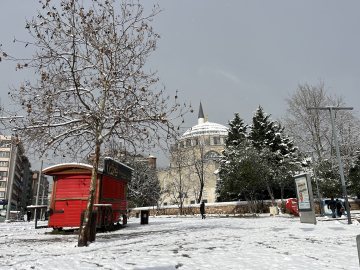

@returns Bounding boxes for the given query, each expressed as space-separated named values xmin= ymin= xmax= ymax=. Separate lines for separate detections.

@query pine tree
xmin=249 ymin=106 xmax=301 ymax=206
xmin=123 ymin=157 xmax=161 ymax=208
xmin=348 ymin=154 xmax=360 ymax=198
xmin=216 ymin=113 xmax=248 ymax=202
xmin=249 ymin=106 xmax=277 ymax=151
xmin=224 ymin=113 xmax=247 ymax=147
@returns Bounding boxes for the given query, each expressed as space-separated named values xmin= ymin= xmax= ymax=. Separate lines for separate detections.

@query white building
xmin=157 ymin=102 xmax=228 ymax=205
xmin=0 ymin=135 xmax=26 ymax=215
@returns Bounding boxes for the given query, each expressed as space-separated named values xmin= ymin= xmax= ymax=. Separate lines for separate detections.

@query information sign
xmin=295 ymin=175 xmax=311 ymax=211
xmin=103 ymin=158 xmax=133 ymax=182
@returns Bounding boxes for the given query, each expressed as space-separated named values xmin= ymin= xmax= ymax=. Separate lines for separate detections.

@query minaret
xmin=198 ymin=100 xmax=205 ymax=124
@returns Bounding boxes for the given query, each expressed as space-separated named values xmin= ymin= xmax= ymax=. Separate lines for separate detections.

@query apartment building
xmin=0 ymin=135 xmax=26 ymax=215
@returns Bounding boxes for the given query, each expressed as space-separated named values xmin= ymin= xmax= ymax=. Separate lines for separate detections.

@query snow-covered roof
xmin=181 ymin=122 xmax=228 ymax=139
xmin=42 ymin=163 xmax=103 ymax=175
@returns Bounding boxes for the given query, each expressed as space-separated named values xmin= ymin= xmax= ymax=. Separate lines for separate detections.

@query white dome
xmin=181 ymin=122 xmax=228 ymax=139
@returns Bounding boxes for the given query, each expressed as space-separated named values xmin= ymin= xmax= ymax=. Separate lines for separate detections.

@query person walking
xmin=328 ymin=198 xmax=336 ymax=218
xmin=26 ymin=210 xmax=31 ymax=222
xmin=335 ymin=199 xmax=342 ymax=217
xmin=200 ymin=201 xmax=205 ymax=219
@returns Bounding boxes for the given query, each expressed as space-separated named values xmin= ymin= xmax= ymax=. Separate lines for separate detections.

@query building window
xmin=194 ymin=138 xmax=199 ymax=146
xmin=204 ymin=150 xmax=221 ymax=160
xmin=179 ymin=142 xmax=184 ymax=149
xmin=171 ymin=144 xmax=177 ymax=151
xmin=0 ymin=192 xmax=4 ymax=198
xmin=0 ymin=152 xmax=10 ymax=157
xmin=0 ymin=182 xmax=5 ymax=188
xmin=186 ymin=139 xmax=191 ymax=147
xmin=213 ymin=137 xmax=220 ymax=145
xmin=202 ymin=199 xmax=208 ymax=203
xmin=0 ymin=141 xmax=11 ymax=148
xmin=0 ymin=161 xmax=8 ymax=167
xmin=190 ymin=200 xmax=195 ymax=204
xmin=204 ymin=137 xmax=210 ymax=146
xmin=163 ymin=202 xmax=168 ymax=206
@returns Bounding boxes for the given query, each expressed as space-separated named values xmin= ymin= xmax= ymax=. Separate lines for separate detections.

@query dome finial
xmin=198 ymin=100 xmax=205 ymax=124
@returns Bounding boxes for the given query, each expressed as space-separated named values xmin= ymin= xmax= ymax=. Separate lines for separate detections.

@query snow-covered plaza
xmin=1 ymin=214 xmax=360 ymax=270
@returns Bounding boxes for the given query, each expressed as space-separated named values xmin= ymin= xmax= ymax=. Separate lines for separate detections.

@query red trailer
xmin=43 ymin=158 xmax=132 ymax=230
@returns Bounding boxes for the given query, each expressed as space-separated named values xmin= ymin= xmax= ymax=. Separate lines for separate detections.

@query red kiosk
xmin=44 ymin=158 xmax=132 ymax=230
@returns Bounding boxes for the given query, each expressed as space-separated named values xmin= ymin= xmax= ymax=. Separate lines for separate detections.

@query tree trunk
xmin=197 ymin=181 xmax=204 ymax=204
xmin=280 ymin=186 xmax=285 ymax=213
xmin=265 ymin=180 xmax=275 ymax=206
xmin=78 ymin=141 xmax=101 ymax=247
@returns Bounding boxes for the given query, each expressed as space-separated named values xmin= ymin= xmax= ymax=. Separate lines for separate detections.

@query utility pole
xmin=5 ymin=142 xmax=18 ymax=222
xmin=34 ymin=160 xmax=43 ymax=228
xmin=307 ymin=106 xmax=353 ymax=224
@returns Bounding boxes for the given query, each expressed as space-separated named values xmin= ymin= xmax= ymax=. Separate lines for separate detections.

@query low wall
xmin=129 ymin=199 xmax=360 ymax=217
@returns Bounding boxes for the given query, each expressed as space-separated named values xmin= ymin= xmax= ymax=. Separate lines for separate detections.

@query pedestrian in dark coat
xmin=335 ymin=199 xmax=342 ymax=217
xmin=26 ymin=210 xmax=31 ymax=222
xmin=328 ymin=198 xmax=336 ymax=218
xmin=200 ymin=202 xmax=205 ymax=219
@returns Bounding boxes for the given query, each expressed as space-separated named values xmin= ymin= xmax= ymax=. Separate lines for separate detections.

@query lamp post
xmin=307 ymin=106 xmax=353 ymax=224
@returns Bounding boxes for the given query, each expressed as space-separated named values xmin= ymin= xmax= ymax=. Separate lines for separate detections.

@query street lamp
xmin=307 ymin=106 xmax=353 ymax=224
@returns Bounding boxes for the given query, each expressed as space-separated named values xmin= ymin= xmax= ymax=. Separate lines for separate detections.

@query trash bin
xmin=123 ymin=214 xmax=127 ymax=225
xmin=140 ymin=210 xmax=149 ymax=225
xmin=136 ymin=212 xmax=139 ymax=218
xmin=80 ymin=210 xmax=98 ymax=242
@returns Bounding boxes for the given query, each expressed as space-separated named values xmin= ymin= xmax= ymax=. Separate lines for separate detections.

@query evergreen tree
xmin=316 ymin=159 xmax=343 ymax=198
xmin=348 ymin=154 xmax=360 ymax=198
xmin=224 ymin=113 xmax=247 ymax=147
xmin=122 ymin=157 xmax=161 ymax=208
xmin=217 ymin=108 xmax=301 ymax=210
xmin=216 ymin=113 xmax=247 ymax=202
xmin=249 ymin=106 xmax=277 ymax=151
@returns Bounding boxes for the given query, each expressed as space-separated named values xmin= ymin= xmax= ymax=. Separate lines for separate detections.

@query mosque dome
xmin=180 ymin=101 xmax=228 ymax=140
xmin=181 ymin=122 xmax=228 ymax=139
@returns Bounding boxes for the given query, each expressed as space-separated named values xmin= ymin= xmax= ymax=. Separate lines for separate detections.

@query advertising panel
xmin=295 ymin=175 xmax=311 ymax=211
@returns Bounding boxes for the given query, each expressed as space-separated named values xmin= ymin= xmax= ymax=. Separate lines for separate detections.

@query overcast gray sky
xmin=1 ymin=0 xmax=359 ymax=169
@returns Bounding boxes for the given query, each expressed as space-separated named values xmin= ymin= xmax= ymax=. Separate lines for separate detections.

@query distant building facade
xmin=157 ymin=102 xmax=228 ymax=205
xmin=0 ymin=135 xmax=32 ymax=216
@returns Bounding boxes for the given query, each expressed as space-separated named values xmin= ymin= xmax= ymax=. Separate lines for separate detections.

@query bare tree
xmin=167 ymin=147 xmax=191 ymax=215
xmin=187 ymin=136 xmax=214 ymax=203
xmin=284 ymin=80 xmax=360 ymax=160
xmin=0 ymin=0 xmax=189 ymax=246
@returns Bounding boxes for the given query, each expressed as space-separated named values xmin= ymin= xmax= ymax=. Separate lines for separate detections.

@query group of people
xmin=328 ymin=198 xmax=350 ymax=218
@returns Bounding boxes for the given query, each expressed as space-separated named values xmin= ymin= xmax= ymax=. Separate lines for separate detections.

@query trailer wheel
xmin=103 ymin=206 xmax=113 ymax=231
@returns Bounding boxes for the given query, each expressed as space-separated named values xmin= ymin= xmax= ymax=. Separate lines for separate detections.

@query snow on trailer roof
xmin=42 ymin=159 xmax=134 ymax=175
xmin=42 ymin=163 xmax=101 ymax=175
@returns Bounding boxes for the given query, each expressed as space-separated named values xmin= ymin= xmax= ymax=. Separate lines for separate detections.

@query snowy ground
xmin=1 ymin=214 xmax=360 ymax=270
